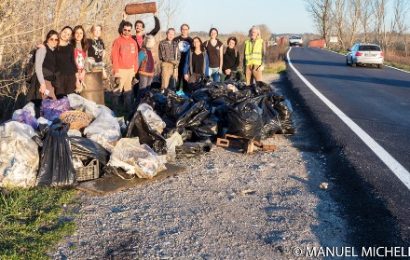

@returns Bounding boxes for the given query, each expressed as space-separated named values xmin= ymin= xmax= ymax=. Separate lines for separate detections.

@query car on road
xmin=289 ymin=35 xmax=303 ymax=47
xmin=346 ymin=43 xmax=384 ymax=68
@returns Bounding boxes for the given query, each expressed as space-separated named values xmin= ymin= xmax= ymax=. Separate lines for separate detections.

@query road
xmin=286 ymin=47 xmax=410 ymax=241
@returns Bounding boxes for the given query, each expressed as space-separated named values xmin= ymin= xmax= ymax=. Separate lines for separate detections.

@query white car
xmin=289 ymin=35 xmax=303 ymax=47
xmin=346 ymin=43 xmax=384 ymax=68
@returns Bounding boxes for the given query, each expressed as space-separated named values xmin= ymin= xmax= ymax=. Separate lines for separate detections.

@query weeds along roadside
xmin=0 ymin=187 xmax=77 ymax=259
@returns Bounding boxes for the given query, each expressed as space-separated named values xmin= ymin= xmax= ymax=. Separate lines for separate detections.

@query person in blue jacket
xmin=183 ymin=37 xmax=209 ymax=87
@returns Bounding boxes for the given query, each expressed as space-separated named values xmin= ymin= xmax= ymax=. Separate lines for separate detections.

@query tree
xmin=347 ymin=0 xmax=361 ymax=47
xmin=305 ymin=0 xmax=332 ymax=43
xmin=257 ymin=24 xmax=272 ymax=41
xmin=360 ymin=0 xmax=373 ymax=42
xmin=390 ymin=0 xmax=410 ymax=55
xmin=159 ymin=0 xmax=180 ymax=29
xmin=332 ymin=0 xmax=347 ymax=49
xmin=372 ymin=0 xmax=388 ymax=47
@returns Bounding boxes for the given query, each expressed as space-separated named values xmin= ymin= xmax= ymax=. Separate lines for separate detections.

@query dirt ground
xmin=53 ymin=75 xmax=351 ymax=259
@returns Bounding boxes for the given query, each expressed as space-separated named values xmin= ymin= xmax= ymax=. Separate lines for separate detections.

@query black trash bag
xmin=213 ymin=103 xmax=230 ymax=128
xmin=126 ymin=110 xmax=167 ymax=154
xmin=192 ymin=88 xmax=211 ymax=103
xmin=37 ymin=123 xmax=76 ymax=187
xmin=260 ymin=97 xmax=282 ymax=139
xmin=208 ymin=82 xmax=228 ymax=99
xmin=227 ymin=100 xmax=263 ymax=140
xmin=70 ymin=137 xmax=110 ymax=165
xmin=274 ymin=98 xmax=294 ymax=134
xmin=176 ymin=100 xmax=210 ymax=129
xmin=191 ymin=116 xmax=218 ymax=140
xmin=137 ymin=87 xmax=154 ymax=106
xmin=152 ymin=92 xmax=167 ymax=116
xmin=226 ymin=88 xmax=253 ymax=104
xmin=150 ymin=81 xmax=161 ymax=90
xmin=175 ymin=142 xmax=212 ymax=159
xmin=165 ymin=91 xmax=192 ymax=121
xmin=253 ymin=81 xmax=273 ymax=95
xmin=188 ymin=78 xmax=207 ymax=93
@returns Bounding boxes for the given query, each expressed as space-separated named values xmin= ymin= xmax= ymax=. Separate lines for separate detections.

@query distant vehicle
xmin=289 ymin=35 xmax=303 ymax=47
xmin=346 ymin=43 xmax=384 ymax=68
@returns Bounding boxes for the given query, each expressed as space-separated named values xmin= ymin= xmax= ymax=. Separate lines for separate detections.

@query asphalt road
xmin=286 ymin=47 xmax=410 ymax=242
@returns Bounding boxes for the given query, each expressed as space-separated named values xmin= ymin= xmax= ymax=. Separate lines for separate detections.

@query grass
xmin=0 ymin=187 xmax=77 ymax=259
xmin=384 ymin=61 xmax=410 ymax=72
xmin=264 ymin=61 xmax=287 ymax=74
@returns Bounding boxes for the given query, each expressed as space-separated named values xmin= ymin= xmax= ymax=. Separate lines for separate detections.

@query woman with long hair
xmin=27 ymin=30 xmax=59 ymax=115
xmin=183 ymin=37 xmax=209 ymax=91
xmin=244 ymin=25 xmax=265 ymax=85
xmin=54 ymin=26 xmax=77 ymax=97
xmin=87 ymin=25 xmax=105 ymax=63
xmin=71 ymin=25 xmax=88 ymax=92
xmin=203 ymin=28 xmax=223 ymax=82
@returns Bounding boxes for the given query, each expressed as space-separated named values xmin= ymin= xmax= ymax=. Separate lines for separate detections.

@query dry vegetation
xmin=0 ymin=0 xmax=284 ymax=122
xmin=305 ymin=0 xmax=410 ymax=68
xmin=0 ymin=0 xmax=164 ymax=121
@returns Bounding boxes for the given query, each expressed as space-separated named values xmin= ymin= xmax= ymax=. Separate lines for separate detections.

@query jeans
xmin=208 ymin=67 xmax=220 ymax=82
xmin=139 ymin=75 xmax=153 ymax=89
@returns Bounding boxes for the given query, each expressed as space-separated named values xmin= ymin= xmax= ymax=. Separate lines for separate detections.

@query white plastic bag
xmin=108 ymin=138 xmax=167 ymax=179
xmin=67 ymin=129 xmax=82 ymax=137
xmin=137 ymin=103 xmax=166 ymax=134
xmin=0 ymin=121 xmax=39 ymax=188
xmin=67 ymin=93 xmax=100 ymax=118
xmin=165 ymin=132 xmax=183 ymax=162
xmin=37 ymin=117 xmax=52 ymax=126
xmin=84 ymin=108 xmax=121 ymax=152
xmin=12 ymin=102 xmax=38 ymax=129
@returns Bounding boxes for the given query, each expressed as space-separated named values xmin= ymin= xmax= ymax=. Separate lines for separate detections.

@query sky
xmin=171 ymin=0 xmax=315 ymax=34
xmin=164 ymin=0 xmax=410 ymax=35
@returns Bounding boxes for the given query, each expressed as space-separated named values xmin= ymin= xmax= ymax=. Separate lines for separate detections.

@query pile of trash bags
xmin=133 ymin=80 xmax=294 ymax=143
xmin=0 ymin=79 xmax=294 ymax=188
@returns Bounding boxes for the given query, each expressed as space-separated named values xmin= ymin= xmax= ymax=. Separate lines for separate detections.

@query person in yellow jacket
xmin=243 ymin=26 xmax=266 ymax=85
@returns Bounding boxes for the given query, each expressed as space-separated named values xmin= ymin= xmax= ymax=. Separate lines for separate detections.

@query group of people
xmin=27 ymin=24 xmax=106 ymax=115
xmin=157 ymin=23 xmax=266 ymax=92
xmin=28 ymin=14 xmax=266 ymax=114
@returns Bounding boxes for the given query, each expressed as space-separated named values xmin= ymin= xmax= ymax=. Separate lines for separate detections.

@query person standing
xmin=137 ymin=35 xmax=156 ymax=91
xmin=183 ymin=37 xmax=209 ymax=89
xmin=111 ymin=21 xmax=139 ymax=110
xmin=244 ymin=26 xmax=265 ymax=85
xmin=158 ymin=28 xmax=180 ymax=90
xmin=71 ymin=25 xmax=88 ymax=92
xmin=87 ymin=25 xmax=105 ymax=64
xmin=27 ymin=30 xmax=59 ymax=115
xmin=132 ymin=15 xmax=160 ymax=50
xmin=55 ymin=26 xmax=77 ymax=97
xmin=173 ymin=24 xmax=193 ymax=92
xmin=203 ymin=28 xmax=223 ymax=82
xmin=222 ymin=36 xmax=242 ymax=81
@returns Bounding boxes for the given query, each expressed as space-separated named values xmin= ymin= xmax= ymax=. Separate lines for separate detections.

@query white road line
xmin=324 ymin=48 xmax=410 ymax=74
xmin=287 ymin=47 xmax=410 ymax=190
xmin=384 ymin=65 xmax=410 ymax=74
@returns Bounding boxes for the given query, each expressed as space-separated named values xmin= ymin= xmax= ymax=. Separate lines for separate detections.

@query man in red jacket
xmin=111 ymin=21 xmax=139 ymax=111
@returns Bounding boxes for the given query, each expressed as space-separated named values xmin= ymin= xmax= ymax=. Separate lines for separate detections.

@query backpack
xmin=24 ymin=49 xmax=37 ymax=84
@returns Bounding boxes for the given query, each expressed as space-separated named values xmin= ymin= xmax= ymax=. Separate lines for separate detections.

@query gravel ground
xmin=53 ymin=76 xmax=351 ymax=259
